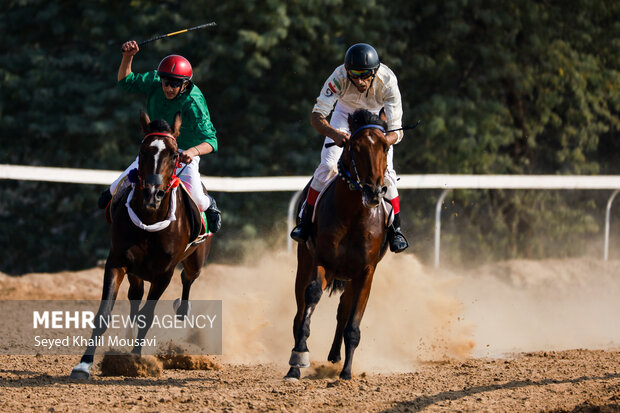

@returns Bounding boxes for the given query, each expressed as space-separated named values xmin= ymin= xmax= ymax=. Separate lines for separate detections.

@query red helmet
xmin=157 ymin=55 xmax=193 ymax=81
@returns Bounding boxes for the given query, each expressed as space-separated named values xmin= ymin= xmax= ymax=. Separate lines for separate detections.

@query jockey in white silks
xmin=290 ymin=43 xmax=409 ymax=253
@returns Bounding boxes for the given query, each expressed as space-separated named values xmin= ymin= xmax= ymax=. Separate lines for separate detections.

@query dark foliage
xmin=1 ymin=0 xmax=619 ymax=273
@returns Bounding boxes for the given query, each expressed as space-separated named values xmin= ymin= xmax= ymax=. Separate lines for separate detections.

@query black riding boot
xmin=205 ymin=196 xmax=222 ymax=234
xmin=388 ymin=213 xmax=409 ymax=253
xmin=290 ymin=204 xmax=314 ymax=242
xmin=98 ymin=188 xmax=112 ymax=209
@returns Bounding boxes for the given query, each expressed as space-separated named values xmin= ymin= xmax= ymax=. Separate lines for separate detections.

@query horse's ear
xmin=172 ymin=111 xmax=182 ymax=138
xmin=139 ymin=110 xmax=150 ymax=133
xmin=379 ymin=107 xmax=387 ymax=122
xmin=347 ymin=113 xmax=355 ymax=131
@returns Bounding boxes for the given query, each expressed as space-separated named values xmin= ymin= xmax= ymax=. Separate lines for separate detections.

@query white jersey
xmin=313 ymin=63 xmax=404 ymax=143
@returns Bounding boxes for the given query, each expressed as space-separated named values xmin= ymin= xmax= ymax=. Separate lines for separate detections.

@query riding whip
xmin=324 ymin=120 xmax=421 ymax=148
xmin=137 ymin=22 xmax=217 ymax=46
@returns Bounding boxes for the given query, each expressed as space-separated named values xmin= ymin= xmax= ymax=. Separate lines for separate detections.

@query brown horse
xmin=70 ymin=111 xmax=212 ymax=379
xmin=285 ymin=109 xmax=390 ymax=380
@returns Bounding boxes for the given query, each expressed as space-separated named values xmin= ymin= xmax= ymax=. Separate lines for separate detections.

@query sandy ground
xmin=0 ymin=252 xmax=619 ymax=412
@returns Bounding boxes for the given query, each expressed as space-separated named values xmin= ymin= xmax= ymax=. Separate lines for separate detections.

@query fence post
xmin=604 ymin=189 xmax=620 ymax=261
xmin=434 ymin=189 xmax=451 ymax=268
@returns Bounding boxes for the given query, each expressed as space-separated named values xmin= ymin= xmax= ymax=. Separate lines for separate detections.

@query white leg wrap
xmin=69 ymin=361 xmax=93 ymax=379
xmin=289 ymin=350 xmax=310 ymax=368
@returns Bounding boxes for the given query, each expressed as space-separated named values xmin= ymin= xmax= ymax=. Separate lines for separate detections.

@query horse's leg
xmin=130 ymin=272 xmax=174 ymax=356
xmin=285 ymin=251 xmax=327 ymax=380
xmin=126 ymin=274 xmax=144 ymax=339
xmin=328 ymin=285 xmax=354 ymax=363
xmin=284 ymin=247 xmax=315 ymax=380
xmin=176 ymin=240 xmax=210 ymax=319
xmin=340 ymin=267 xmax=376 ymax=380
xmin=70 ymin=262 xmax=126 ymax=379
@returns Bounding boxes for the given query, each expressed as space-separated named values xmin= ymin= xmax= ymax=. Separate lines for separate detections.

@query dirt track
xmin=1 ymin=253 xmax=619 ymax=412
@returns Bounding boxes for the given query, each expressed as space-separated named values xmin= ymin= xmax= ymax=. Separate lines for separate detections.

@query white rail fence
xmin=2 ymin=164 xmax=620 ymax=267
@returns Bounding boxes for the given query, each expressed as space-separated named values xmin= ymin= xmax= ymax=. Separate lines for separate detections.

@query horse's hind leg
xmin=285 ymin=253 xmax=327 ymax=380
xmin=340 ymin=267 xmax=376 ymax=380
xmin=70 ymin=263 xmax=126 ymax=379
xmin=176 ymin=240 xmax=211 ymax=318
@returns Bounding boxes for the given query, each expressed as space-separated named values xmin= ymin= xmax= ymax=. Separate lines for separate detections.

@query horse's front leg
xmin=340 ymin=266 xmax=376 ymax=380
xmin=130 ymin=271 xmax=174 ymax=356
xmin=285 ymin=257 xmax=327 ymax=381
xmin=125 ymin=274 xmax=144 ymax=339
xmin=328 ymin=285 xmax=354 ymax=363
xmin=70 ymin=262 xmax=126 ymax=379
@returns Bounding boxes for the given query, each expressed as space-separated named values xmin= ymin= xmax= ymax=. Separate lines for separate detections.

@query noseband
xmin=337 ymin=124 xmax=386 ymax=192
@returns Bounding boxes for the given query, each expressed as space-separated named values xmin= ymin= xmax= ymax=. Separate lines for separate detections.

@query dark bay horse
xmin=70 ymin=111 xmax=212 ymax=379
xmin=286 ymin=109 xmax=390 ymax=380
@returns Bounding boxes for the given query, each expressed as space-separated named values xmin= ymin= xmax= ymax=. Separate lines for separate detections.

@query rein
xmin=337 ymin=124 xmax=385 ymax=192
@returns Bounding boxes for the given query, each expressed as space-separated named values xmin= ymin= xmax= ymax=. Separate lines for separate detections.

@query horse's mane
xmin=349 ymin=109 xmax=387 ymax=133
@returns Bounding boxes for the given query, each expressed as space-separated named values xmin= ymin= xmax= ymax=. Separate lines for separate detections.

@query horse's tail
xmin=327 ymin=279 xmax=347 ymax=296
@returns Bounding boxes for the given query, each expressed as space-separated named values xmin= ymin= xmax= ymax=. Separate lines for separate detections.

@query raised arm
xmin=117 ymin=40 xmax=139 ymax=82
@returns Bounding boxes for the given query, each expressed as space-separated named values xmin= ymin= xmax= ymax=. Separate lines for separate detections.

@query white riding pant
xmin=311 ymin=101 xmax=399 ymax=200
xmin=109 ymin=150 xmax=211 ymax=211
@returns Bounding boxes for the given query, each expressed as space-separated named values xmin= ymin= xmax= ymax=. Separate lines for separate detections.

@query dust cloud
xmin=189 ymin=250 xmax=474 ymax=373
xmin=455 ymin=258 xmax=620 ymax=358
xmin=3 ymin=247 xmax=618 ymax=375
xmin=189 ymin=250 xmax=620 ymax=374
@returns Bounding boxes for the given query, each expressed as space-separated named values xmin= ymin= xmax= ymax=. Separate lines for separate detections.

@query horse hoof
xmin=328 ymin=349 xmax=341 ymax=363
xmin=173 ymin=298 xmax=191 ymax=317
xmin=288 ymin=350 xmax=310 ymax=368
xmin=328 ymin=355 xmax=341 ymax=363
xmin=339 ymin=371 xmax=352 ymax=380
xmin=69 ymin=362 xmax=92 ymax=379
xmin=284 ymin=367 xmax=300 ymax=381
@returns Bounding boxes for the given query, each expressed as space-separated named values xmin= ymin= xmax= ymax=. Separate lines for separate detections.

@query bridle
xmin=337 ymin=124 xmax=386 ymax=192
xmin=138 ymin=132 xmax=182 ymax=195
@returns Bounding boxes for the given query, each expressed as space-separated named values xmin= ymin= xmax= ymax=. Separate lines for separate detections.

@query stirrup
xmin=389 ymin=227 xmax=409 ymax=253
xmin=290 ymin=224 xmax=309 ymax=243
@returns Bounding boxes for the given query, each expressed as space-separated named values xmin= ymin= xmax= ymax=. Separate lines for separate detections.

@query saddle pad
xmin=179 ymin=183 xmax=208 ymax=241
xmin=311 ymin=176 xmax=338 ymax=222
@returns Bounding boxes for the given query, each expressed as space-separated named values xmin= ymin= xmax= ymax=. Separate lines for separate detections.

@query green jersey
xmin=118 ymin=71 xmax=218 ymax=152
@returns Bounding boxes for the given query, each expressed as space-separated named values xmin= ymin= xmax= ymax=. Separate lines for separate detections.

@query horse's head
xmin=138 ymin=110 xmax=181 ymax=211
xmin=343 ymin=109 xmax=389 ymax=208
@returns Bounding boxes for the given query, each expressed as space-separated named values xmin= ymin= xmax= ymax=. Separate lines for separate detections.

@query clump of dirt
xmin=99 ymin=351 xmax=162 ymax=377
xmin=156 ymin=341 xmax=221 ymax=371
xmin=306 ymin=361 xmax=341 ymax=379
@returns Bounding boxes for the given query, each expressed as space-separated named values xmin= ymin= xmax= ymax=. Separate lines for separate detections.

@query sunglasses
xmin=347 ymin=69 xmax=374 ymax=79
xmin=161 ymin=78 xmax=183 ymax=88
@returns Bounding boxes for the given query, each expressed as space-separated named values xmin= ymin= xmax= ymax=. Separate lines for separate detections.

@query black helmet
xmin=344 ymin=43 xmax=380 ymax=72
